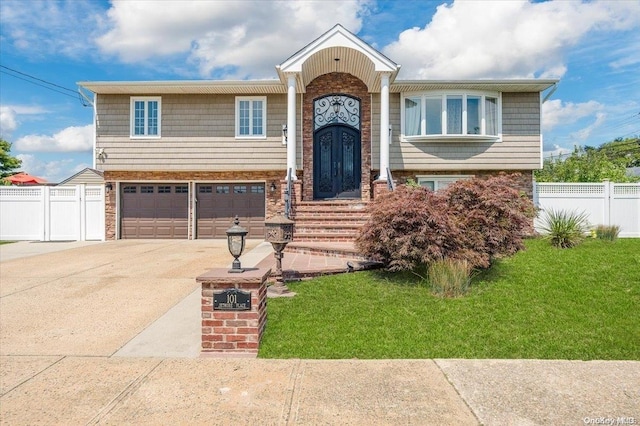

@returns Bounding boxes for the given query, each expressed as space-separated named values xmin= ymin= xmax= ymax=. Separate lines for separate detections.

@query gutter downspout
xmin=539 ymin=83 xmax=558 ymax=169
xmin=542 ymin=82 xmax=558 ymax=103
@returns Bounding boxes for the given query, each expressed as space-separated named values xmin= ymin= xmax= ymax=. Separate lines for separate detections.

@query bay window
xmin=402 ymin=91 xmax=501 ymax=140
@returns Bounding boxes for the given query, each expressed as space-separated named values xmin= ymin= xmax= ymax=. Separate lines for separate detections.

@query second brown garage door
xmin=121 ymin=184 xmax=189 ymax=239
xmin=196 ymin=183 xmax=265 ymax=238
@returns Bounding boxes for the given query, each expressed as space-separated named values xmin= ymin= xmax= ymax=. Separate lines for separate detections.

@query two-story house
xmin=79 ymin=24 xmax=556 ymax=241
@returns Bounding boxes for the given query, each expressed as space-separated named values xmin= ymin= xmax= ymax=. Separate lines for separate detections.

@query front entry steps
xmin=291 ymin=200 xmax=370 ymax=243
xmin=256 ymin=199 xmax=383 ymax=281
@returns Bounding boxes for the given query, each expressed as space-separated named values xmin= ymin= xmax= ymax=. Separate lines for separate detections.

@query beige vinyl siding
xmin=371 ymin=92 xmax=542 ymax=171
xmin=96 ymin=93 xmax=300 ymax=171
xmin=59 ymin=169 xmax=104 ymax=186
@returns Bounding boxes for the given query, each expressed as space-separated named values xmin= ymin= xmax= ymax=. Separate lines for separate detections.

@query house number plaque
xmin=213 ymin=289 xmax=251 ymax=311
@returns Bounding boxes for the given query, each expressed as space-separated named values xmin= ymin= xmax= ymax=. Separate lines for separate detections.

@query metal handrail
xmin=386 ymin=167 xmax=396 ymax=191
xmin=284 ymin=168 xmax=293 ymax=218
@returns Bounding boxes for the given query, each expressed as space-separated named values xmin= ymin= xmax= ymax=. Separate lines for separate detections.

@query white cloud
xmin=570 ymin=112 xmax=607 ymax=142
xmin=0 ymin=105 xmax=49 ymax=137
xmin=96 ymin=0 xmax=369 ymax=78
xmin=0 ymin=0 xmax=104 ymax=59
xmin=382 ymin=0 xmax=640 ymax=79
xmin=542 ymin=99 xmax=603 ymax=132
xmin=14 ymin=125 xmax=93 ymax=152
xmin=0 ymin=107 xmax=18 ymax=135
xmin=15 ymin=154 xmax=80 ymax=182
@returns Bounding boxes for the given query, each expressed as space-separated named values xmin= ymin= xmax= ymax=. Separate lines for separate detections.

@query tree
xmin=355 ymin=174 xmax=535 ymax=271
xmin=535 ymin=142 xmax=640 ymax=183
xmin=594 ymin=137 xmax=640 ymax=168
xmin=1 ymin=139 xmax=22 ymax=179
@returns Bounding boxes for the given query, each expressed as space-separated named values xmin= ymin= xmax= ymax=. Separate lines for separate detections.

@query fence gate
xmin=0 ymin=185 xmax=105 ymax=241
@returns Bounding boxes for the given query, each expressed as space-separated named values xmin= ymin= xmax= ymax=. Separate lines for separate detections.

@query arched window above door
xmin=314 ymin=94 xmax=360 ymax=131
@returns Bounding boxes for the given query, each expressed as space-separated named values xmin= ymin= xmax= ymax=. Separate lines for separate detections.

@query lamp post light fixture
xmin=264 ymin=213 xmax=295 ymax=294
xmin=226 ymin=215 xmax=248 ymax=273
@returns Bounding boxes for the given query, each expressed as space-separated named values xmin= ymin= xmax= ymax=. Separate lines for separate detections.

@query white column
xmin=379 ymin=73 xmax=390 ymax=180
xmin=286 ymin=74 xmax=298 ymax=180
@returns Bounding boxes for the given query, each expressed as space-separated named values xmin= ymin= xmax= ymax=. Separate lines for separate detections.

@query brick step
xmin=289 ymin=200 xmax=370 ymax=243
xmin=291 ymin=233 xmax=360 ymax=243
xmin=292 ymin=216 xmax=368 ymax=225
xmin=284 ymin=242 xmax=369 ymax=260
xmin=293 ymin=201 xmax=369 ymax=214
xmin=292 ymin=210 xmax=369 ymax=219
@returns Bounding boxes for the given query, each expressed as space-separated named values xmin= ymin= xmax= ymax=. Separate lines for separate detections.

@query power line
xmin=0 ymin=65 xmax=78 ymax=94
xmin=0 ymin=65 xmax=87 ymax=105
xmin=0 ymin=70 xmax=81 ymax=101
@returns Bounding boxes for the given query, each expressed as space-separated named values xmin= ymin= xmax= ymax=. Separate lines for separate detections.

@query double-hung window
xmin=402 ymin=91 xmax=501 ymax=141
xmin=130 ymin=97 xmax=161 ymax=138
xmin=236 ymin=96 xmax=266 ymax=138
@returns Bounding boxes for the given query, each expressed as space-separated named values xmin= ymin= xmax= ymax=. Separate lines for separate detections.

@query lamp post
xmin=226 ymin=215 xmax=248 ymax=273
xmin=264 ymin=213 xmax=294 ymax=294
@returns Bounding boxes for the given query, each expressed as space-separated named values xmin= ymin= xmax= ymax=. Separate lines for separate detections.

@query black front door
xmin=313 ymin=125 xmax=361 ymax=199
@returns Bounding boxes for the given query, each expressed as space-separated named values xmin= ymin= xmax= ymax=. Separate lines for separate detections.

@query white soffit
xmin=391 ymin=80 xmax=559 ymax=93
xmin=78 ymin=80 xmax=287 ymax=95
xmin=277 ymin=24 xmax=400 ymax=91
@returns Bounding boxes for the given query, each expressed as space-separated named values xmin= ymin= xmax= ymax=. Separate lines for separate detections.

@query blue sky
xmin=1 ymin=0 xmax=638 ymax=183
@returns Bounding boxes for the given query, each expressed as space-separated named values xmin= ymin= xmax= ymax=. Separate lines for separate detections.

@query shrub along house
xmin=79 ymin=24 xmax=556 ymax=242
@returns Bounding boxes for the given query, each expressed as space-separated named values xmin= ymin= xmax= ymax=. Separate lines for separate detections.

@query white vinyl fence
xmin=0 ymin=185 xmax=105 ymax=241
xmin=534 ymin=182 xmax=640 ymax=238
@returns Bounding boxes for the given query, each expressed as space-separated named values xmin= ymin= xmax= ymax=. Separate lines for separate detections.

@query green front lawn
xmin=259 ymin=238 xmax=640 ymax=360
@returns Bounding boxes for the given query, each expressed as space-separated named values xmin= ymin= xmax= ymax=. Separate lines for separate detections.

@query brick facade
xmin=302 ymin=72 xmax=372 ymax=201
xmin=388 ymin=170 xmax=535 ymax=197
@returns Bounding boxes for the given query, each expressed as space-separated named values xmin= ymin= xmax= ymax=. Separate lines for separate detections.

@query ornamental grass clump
xmin=595 ymin=224 xmax=620 ymax=241
xmin=539 ymin=208 xmax=590 ymax=248
xmin=428 ymin=258 xmax=472 ymax=298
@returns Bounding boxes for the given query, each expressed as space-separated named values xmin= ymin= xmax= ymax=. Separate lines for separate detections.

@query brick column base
xmin=373 ymin=179 xmax=395 ymax=199
xmin=197 ymin=268 xmax=271 ymax=357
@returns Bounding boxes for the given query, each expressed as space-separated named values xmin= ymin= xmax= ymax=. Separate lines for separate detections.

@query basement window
xmin=416 ymin=175 xmax=474 ymax=191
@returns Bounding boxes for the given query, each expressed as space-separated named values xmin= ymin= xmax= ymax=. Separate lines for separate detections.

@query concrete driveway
xmin=0 ymin=240 xmax=260 ymax=357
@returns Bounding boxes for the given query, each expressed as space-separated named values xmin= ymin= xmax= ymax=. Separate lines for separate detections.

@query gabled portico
xmin=276 ymin=24 xmax=400 ymax=199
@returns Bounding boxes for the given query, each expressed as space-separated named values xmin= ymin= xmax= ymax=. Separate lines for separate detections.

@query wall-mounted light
xmin=105 ymin=183 xmax=113 ymax=193
xmin=270 ymin=182 xmax=277 ymax=192
xmin=96 ymin=147 xmax=107 ymax=161
xmin=389 ymin=124 xmax=393 ymax=144
xmin=282 ymin=124 xmax=288 ymax=145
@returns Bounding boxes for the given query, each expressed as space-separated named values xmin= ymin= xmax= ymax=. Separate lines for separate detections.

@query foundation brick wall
xmin=198 ymin=268 xmax=270 ymax=355
xmin=303 ymin=73 xmax=372 ymax=201
xmin=387 ymin=170 xmax=535 ymax=198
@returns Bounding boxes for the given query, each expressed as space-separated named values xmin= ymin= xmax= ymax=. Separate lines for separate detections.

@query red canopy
xmin=5 ymin=172 xmax=48 ymax=185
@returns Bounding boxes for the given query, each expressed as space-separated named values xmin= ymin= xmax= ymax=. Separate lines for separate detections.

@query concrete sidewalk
xmin=0 ymin=240 xmax=638 ymax=425
xmin=1 ymin=356 xmax=637 ymax=425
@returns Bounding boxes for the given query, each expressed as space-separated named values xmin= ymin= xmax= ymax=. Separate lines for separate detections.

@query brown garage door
xmin=196 ymin=183 xmax=265 ymax=238
xmin=121 ymin=184 xmax=189 ymax=239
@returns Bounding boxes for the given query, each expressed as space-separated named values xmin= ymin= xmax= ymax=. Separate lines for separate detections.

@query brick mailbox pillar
xmin=197 ymin=268 xmax=271 ymax=357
